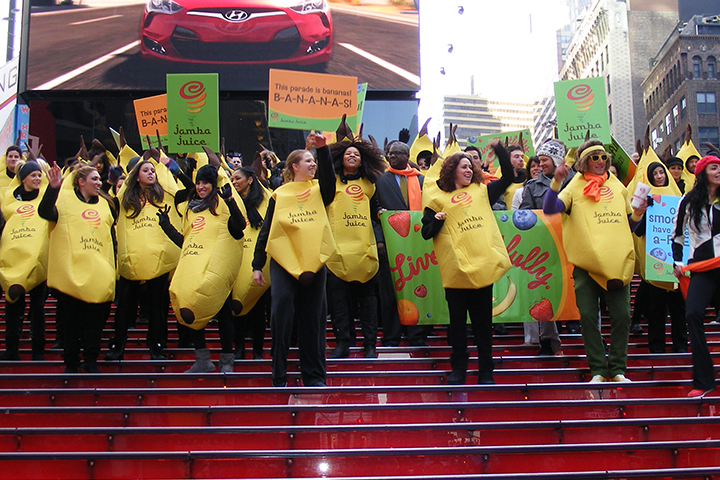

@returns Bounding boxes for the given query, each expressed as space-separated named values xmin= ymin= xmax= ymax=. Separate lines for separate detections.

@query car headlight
xmin=146 ymin=0 xmax=183 ymax=14
xmin=290 ymin=0 xmax=326 ymax=14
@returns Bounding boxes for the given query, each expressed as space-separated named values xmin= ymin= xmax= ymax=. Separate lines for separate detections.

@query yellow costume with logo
xmin=266 ymin=180 xmax=336 ymax=279
xmin=47 ymin=190 xmax=115 ymax=303
xmin=232 ymin=188 xmax=271 ymax=316
xmin=0 ymin=185 xmax=50 ymax=299
xmin=326 ymin=176 xmax=378 ymax=283
xmin=558 ymin=173 xmax=635 ymax=289
xmin=170 ymin=200 xmax=243 ymax=330
xmin=425 ymin=182 xmax=511 ymax=289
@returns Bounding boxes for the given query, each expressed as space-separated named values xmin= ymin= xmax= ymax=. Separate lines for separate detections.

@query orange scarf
xmin=388 ymin=165 xmax=422 ymax=211
xmin=583 ymin=172 xmax=608 ymax=201
xmin=678 ymin=256 xmax=720 ymax=298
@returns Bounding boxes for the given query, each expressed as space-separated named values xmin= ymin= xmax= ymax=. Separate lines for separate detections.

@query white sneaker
xmin=589 ymin=374 xmax=606 ymax=383
xmin=610 ymin=374 xmax=632 ymax=383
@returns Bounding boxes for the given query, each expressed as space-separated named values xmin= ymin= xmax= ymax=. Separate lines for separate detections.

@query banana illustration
xmin=492 ymin=277 xmax=517 ymax=317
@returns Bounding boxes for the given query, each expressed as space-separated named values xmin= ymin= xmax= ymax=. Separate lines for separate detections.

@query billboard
xmin=24 ymin=0 xmax=419 ymax=92
xmin=0 ymin=0 xmax=23 ymax=148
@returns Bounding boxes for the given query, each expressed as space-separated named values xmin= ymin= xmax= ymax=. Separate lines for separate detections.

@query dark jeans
xmin=269 ymin=259 xmax=326 ymax=387
xmin=327 ymin=271 xmax=378 ymax=349
xmin=4 ymin=282 xmax=47 ymax=355
xmin=235 ymin=290 xmax=269 ymax=356
xmin=56 ymin=291 xmax=110 ymax=368
xmin=109 ymin=274 xmax=169 ymax=353
xmin=685 ymin=269 xmax=719 ymax=391
xmin=444 ymin=286 xmax=494 ymax=380
xmin=644 ymin=281 xmax=688 ymax=353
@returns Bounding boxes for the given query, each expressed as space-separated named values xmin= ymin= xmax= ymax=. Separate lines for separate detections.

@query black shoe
xmin=0 ymin=351 xmax=20 ymax=361
xmin=363 ymin=346 xmax=377 ymax=358
xmin=630 ymin=323 xmax=643 ymax=334
xmin=446 ymin=369 xmax=466 ymax=385
xmin=49 ymin=342 xmax=63 ymax=351
xmin=234 ymin=347 xmax=246 ymax=360
xmin=103 ymin=350 xmax=124 ymax=361
xmin=493 ymin=324 xmax=508 ymax=336
xmin=328 ymin=344 xmax=350 ymax=359
xmin=409 ymin=340 xmax=427 ymax=347
xmin=80 ymin=362 xmax=100 ymax=373
xmin=567 ymin=324 xmax=581 ymax=334
xmin=31 ymin=353 xmax=45 ymax=361
xmin=306 ymin=381 xmax=326 ymax=387
xmin=149 ymin=351 xmax=167 ymax=360
xmin=64 ymin=366 xmax=79 ymax=373
xmin=478 ymin=375 xmax=496 ymax=385
xmin=252 ymin=351 xmax=263 ymax=360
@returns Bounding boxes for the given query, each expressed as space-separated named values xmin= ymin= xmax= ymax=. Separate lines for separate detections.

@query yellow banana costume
xmin=266 ymin=179 xmax=336 ymax=279
xmin=425 ymin=183 xmax=511 ymax=289
xmin=47 ymin=189 xmax=116 ymax=303
xmin=0 ymin=183 xmax=50 ymax=300
xmin=326 ymin=176 xmax=379 ymax=283
xmin=170 ymin=199 xmax=243 ymax=330
xmin=558 ymin=173 xmax=635 ymax=289
xmin=676 ymin=139 xmax=700 ymax=191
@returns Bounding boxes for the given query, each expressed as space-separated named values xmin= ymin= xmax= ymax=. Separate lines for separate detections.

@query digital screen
xmin=25 ymin=0 xmax=419 ymax=92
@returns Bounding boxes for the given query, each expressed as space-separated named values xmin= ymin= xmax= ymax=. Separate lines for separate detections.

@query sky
xmin=417 ymin=0 xmax=571 ymax=141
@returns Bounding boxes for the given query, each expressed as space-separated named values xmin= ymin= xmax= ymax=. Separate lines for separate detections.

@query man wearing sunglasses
xmin=543 ymin=140 xmax=647 ymax=385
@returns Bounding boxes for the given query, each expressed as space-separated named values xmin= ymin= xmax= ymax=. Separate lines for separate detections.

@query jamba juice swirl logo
xmin=179 ymin=81 xmax=206 ymax=126
xmin=599 ymin=186 xmax=614 ymax=203
xmin=451 ymin=191 xmax=472 ymax=207
xmin=345 ymin=184 xmax=364 ymax=204
xmin=567 ymin=84 xmax=595 ymax=112
xmin=191 ymin=216 xmax=206 ymax=234
xmin=82 ymin=209 xmax=101 ymax=228
xmin=16 ymin=204 xmax=35 ymax=220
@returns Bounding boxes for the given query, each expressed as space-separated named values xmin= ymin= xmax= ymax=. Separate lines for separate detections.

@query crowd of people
xmin=0 ymin=119 xmax=718 ymax=396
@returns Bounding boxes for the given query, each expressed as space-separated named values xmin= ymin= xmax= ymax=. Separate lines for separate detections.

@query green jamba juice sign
xmin=554 ymin=76 xmax=610 ymax=147
xmin=166 ymin=73 xmax=219 ymax=153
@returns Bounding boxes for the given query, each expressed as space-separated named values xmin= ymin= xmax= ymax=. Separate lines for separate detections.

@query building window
xmin=606 ymin=75 xmax=611 ymax=95
xmin=680 ymin=97 xmax=687 ymax=118
xmin=608 ymin=104 xmax=612 ymax=124
xmin=601 ymin=53 xmax=604 ymax=71
xmin=651 ymin=129 xmax=659 ymax=149
xmin=674 ymin=139 xmax=682 ymax=153
xmin=699 ymin=127 xmax=719 ymax=146
xmin=693 ymin=56 xmax=702 ymax=78
xmin=708 ymin=56 xmax=717 ymax=79
xmin=697 ymin=92 xmax=717 ymax=114
xmin=605 ymin=45 xmax=609 ymax=64
xmin=672 ymin=104 xmax=679 ymax=127
xmin=665 ymin=113 xmax=672 ymax=134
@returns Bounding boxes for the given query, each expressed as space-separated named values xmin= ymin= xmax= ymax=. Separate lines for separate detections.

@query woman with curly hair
xmin=543 ymin=140 xmax=647 ymax=384
xmin=421 ymin=142 xmax=513 ymax=385
xmin=326 ymin=135 xmax=386 ymax=359
xmin=673 ymin=155 xmax=720 ymax=396
xmin=105 ymin=159 xmax=181 ymax=361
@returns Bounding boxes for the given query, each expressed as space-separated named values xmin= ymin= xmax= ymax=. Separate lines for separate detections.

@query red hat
xmin=694 ymin=155 xmax=720 ymax=175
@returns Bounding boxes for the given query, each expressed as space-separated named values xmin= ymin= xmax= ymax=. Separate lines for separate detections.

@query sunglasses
xmin=589 ymin=154 xmax=608 ymax=162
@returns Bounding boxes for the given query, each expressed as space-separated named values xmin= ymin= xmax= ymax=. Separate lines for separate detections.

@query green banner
xmin=380 ymin=210 xmax=579 ymax=325
xmin=166 ymin=73 xmax=219 ymax=153
xmin=554 ymin=77 xmax=610 ymax=148
xmin=605 ymin=136 xmax=636 ymax=186
xmin=355 ymin=83 xmax=368 ymax=132
xmin=465 ymin=129 xmax=534 ymax=171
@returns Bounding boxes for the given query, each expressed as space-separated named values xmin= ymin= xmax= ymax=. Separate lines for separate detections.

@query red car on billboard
xmin=140 ymin=0 xmax=332 ymax=68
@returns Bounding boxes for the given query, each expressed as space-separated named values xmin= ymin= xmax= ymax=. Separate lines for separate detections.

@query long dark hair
xmin=237 ymin=166 xmax=265 ymax=228
xmin=685 ymin=169 xmax=713 ymax=230
xmin=437 ymin=152 xmax=484 ymax=192
xmin=121 ymin=160 xmax=165 ymax=218
xmin=329 ymin=140 xmax=386 ymax=183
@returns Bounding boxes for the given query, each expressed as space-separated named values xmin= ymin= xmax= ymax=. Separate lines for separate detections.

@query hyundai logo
xmin=224 ymin=10 xmax=249 ymax=22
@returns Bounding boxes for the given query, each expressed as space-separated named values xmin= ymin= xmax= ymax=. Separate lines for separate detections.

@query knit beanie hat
xmin=536 ymin=140 xmax=566 ymax=167
xmin=694 ymin=155 xmax=720 ymax=175
xmin=663 ymin=156 xmax=683 ymax=169
xmin=195 ymin=164 xmax=218 ymax=186
xmin=18 ymin=161 xmax=41 ymax=182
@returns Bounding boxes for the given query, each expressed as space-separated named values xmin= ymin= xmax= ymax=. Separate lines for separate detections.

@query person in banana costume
xmin=39 ymin=163 xmax=117 ymax=374
xmin=421 ymin=143 xmax=514 ymax=385
xmin=230 ymin=166 xmax=271 ymax=360
xmin=158 ymin=164 xmax=246 ymax=373
xmin=252 ymin=132 xmax=336 ymax=387
xmin=633 ymin=161 xmax=687 ymax=353
xmin=543 ymin=140 xmax=647 ymax=384
xmin=104 ymin=156 xmax=181 ymax=362
xmin=0 ymin=161 xmax=50 ymax=361
xmin=0 ymin=146 xmax=24 ymax=201
xmin=325 ymin=127 xmax=386 ymax=360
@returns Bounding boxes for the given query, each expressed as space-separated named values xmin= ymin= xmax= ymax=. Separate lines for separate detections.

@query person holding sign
xmin=543 ymin=140 xmax=647 ymax=384
xmin=672 ymin=155 xmax=720 ymax=397
xmin=252 ymin=133 xmax=336 ymax=387
xmin=39 ymin=163 xmax=117 ymax=373
xmin=421 ymin=144 xmax=513 ymax=385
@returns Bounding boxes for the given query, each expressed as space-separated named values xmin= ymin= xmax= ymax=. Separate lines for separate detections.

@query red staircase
xmin=0 ymin=278 xmax=718 ymax=480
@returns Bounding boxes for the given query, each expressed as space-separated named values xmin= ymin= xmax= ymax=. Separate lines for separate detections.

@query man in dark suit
xmin=373 ymin=140 xmax=430 ymax=346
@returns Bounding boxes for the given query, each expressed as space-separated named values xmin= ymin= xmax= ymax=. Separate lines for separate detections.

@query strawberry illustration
xmin=388 ymin=211 xmax=410 ymax=238
xmin=529 ymin=298 xmax=554 ymax=322
xmin=414 ymin=284 xmax=427 ymax=298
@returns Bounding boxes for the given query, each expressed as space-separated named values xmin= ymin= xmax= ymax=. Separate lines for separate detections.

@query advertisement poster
xmin=605 ymin=135 xmax=636 ymax=186
xmin=645 ymin=195 xmax=688 ymax=282
xmin=465 ymin=129 xmax=534 ymax=171
xmin=133 ymin=94 xmax=168 ymax=150
xmin=554 ymin=77 xmax=610 ymax=147
xmin=166 ymin=74 xmax=219 ymax=153
xmin=380 ymin=210 xmax=579 ymax=325
xmin=268 ymin=69 xmax=357 ymax=132
xmin=356 ymin=83 xmax=368 ymax=132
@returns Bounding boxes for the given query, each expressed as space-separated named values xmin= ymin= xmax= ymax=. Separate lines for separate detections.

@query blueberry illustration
xmin=649 ymin=247 xmax=667 ymax=261
xmin=468 ymin=136 xmax=477 ymax=144
xmin=512 ymin=210 xmax=537 ymax=230
xmin=500 ymin=214 xmax=508 ymax=222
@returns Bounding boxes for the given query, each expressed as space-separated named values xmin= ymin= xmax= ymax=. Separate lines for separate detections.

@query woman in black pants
xmin=252 ymin=133 xmax=336 ymax=387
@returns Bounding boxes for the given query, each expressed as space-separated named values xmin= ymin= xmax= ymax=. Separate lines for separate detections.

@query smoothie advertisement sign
xmin=380 ymin=210 xmax=579 ymax=325
xmin=24 ymin=1 xmax=419 ymax=92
